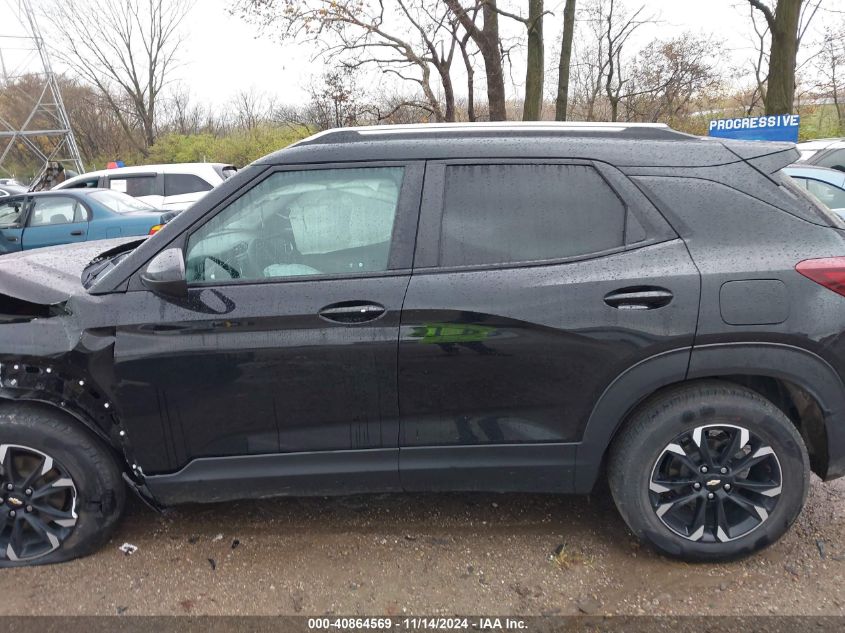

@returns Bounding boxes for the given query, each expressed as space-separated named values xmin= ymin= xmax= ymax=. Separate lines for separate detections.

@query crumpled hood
xmin=0 ymin=237 xmax=142 ymax=305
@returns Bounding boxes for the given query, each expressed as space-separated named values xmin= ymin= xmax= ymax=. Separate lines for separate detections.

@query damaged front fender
xmin=0 ymin=318 xmax=141 ymax=482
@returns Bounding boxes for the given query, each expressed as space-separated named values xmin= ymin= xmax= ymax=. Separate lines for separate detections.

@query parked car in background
xmin=796 ymin=138 xmax=845 ymax=171
xmin=53 ymin=163 xmax=237 ymax=212
xmin=782 ymin=164 xmax=845 ymax=218
xmin=0 ymin=179 xmax=22 ymax=187
xmin=0 ymin=184 xmax=26 ymax=198
xmin=1 ymin=122 xmax=845 ymax=567
xmin=0 ymin=188 xmax=174 ymax=254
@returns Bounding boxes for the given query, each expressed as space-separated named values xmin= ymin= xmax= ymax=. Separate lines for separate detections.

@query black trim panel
xmin=145 ymin=448 xmax=401 ymax=505
xmin=399 ymin=443 xmax=577 ymax=493
xmin=145 ymin=443 xmax=579 ymax=505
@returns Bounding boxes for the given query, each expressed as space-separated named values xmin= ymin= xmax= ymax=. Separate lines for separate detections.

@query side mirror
xmin=140 ymin=248 xmax=187 ymax=298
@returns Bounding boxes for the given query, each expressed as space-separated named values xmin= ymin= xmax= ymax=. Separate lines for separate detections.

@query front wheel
xmin=607 ymin=381 xmax=810 ymax=561
xmin=0 ymin=403 xmax=125 ymax=566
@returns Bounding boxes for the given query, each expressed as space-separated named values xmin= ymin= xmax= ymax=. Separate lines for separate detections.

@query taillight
xmin=149 ymin=224 xmax=163 ymax=235
xmin=796 ymin=257 xmax=845 ymax=297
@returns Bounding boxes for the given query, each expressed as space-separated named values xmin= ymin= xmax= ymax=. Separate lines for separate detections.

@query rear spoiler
xmin=719 ymin=139 xmax=800 ymax=174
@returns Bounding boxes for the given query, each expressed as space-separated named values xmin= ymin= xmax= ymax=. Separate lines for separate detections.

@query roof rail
xmin=293 ymin=121 xmax=686 ymax=147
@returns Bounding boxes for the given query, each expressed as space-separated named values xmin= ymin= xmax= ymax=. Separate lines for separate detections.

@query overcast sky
xmin=176 ymin=0 xmax=831 ymax=107
xmin=1 ymin=0 xmax=838 ymax=108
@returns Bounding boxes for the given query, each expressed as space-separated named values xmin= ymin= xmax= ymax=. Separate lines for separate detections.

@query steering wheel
xmin=206 ymin=256 xmax=241 ymax=279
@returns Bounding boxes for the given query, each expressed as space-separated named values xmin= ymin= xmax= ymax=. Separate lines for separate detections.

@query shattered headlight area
xmin=0 ymin=293 xmax=68 ymax=324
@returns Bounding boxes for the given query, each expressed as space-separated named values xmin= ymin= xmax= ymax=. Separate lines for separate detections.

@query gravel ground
xmin=1 ymin=476 xmax=844 ymax=616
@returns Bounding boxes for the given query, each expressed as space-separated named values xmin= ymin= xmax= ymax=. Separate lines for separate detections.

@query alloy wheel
xmin=649 ymin=424 xmax=783 ymax=543
xmin=0 ymin=444 xmax=78 ymax=562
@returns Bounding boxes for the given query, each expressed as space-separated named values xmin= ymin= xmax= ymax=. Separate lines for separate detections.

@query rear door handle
xmin=70 ymin=230 xmax=84 ymax=236
xmin=5 ymin=236 xmax=18 ymax=243
xmin=319 ymin=301 xmax=386 ymax=324
xmin=604 ymin=287 xmax=673 ymax=310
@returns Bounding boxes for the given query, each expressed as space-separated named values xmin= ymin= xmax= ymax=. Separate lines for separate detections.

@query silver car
xmin=783 ymin=164 xmax=845 ymax=218
xmin=795 ymin=138 xmax=845 ymax=171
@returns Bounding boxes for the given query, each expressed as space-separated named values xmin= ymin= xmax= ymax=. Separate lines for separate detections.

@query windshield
xmin=89 ymin=189 xmax=156 ymax=213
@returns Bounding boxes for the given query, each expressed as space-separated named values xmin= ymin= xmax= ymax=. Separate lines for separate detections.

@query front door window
xmin=185 ymin=167 xmax=405 ymax=282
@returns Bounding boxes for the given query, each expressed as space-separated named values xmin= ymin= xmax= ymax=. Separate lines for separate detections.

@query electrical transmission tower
xmin=0 ymin=0 xmax=84 ymax=182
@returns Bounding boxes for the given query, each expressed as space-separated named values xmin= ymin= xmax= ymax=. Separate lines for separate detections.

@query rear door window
xmin=29 ymin=196 xmax=85 ymax=226
xmin=109 ymin=175 xmax=158 ymax=197
xmin=164 ymin=173 xmax=213 ymax=196
xmin=439 ymin=163 xmax=626 ymax=267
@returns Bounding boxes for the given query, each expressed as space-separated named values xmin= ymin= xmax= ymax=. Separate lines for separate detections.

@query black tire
xmin=607 ymin=380 xmax=810 ymax=561
xmin=0 ymin=402 xmax=125 ymax=567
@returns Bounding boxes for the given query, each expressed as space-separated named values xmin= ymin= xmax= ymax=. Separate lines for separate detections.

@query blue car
xmin=0 ymin=188 xmax=174 ymax=254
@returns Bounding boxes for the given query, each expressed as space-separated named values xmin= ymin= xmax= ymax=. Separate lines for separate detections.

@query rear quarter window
xmin=164 ymin=174 xmax=213 ymax=196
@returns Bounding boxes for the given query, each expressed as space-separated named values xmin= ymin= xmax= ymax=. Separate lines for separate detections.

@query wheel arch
xmin=576 ymin=342 xmax=845 ymax=492
xmin=0 ymin=395 xmax=130 ymax=473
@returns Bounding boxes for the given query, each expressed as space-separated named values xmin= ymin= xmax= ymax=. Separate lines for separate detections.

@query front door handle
xmin=70 ymin=230 xmax=84 ymax=236
xmin=5 ymin=236 xmax=18 ymax=243
xmin=319 ymin=301 xmax=386 ymax=324
xmin=604 ymin=287 xmax=673 ymax=310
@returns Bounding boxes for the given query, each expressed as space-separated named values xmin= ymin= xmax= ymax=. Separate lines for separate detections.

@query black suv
xmin=2 ymin=122 xmax=844 ymax=566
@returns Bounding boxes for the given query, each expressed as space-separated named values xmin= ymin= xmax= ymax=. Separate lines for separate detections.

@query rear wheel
xmin=0 ymin=403 xmax=125 ymax=566
xmin=607 ymin=381 xmax=810 ymax=561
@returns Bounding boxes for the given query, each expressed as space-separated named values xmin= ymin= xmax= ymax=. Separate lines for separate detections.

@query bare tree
xmin=456 ymin=13 xmax=480 ymax=122
xmin=230 ymin=89 xmax=277 ymax=131
xmin=744 ymin=5 xmax=772 ymax=114
xmin=277 ymin=69 xmax=374 ymax=131
xmin=599 ymin=0 xmax=650 ymax=122
xmin=43 ymin=0 xmax=193 ymax=156
xmin=746 ymin=0 xmax=822 ymax=115
xmin=624 ymin=35 xmax=725 ymax=124
xmin=161 ymin=87 xmax=208 ymax=135
xmin=555 ymin=0 xmax=577 ymax=120
xmin=570 ymin=13 xmax=610 ymax=120
xmin=275 ymin=68 xmax=435 ymax=130
xmin=446 ymin=0 xmax=508 ymax=120
xmin=236 ymin=0 xmax=461 ymax=122
xmin=496 ymin=0 xmax=548 ymax=120
xmin=815 ymin=23 xmax=845 ymax=133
